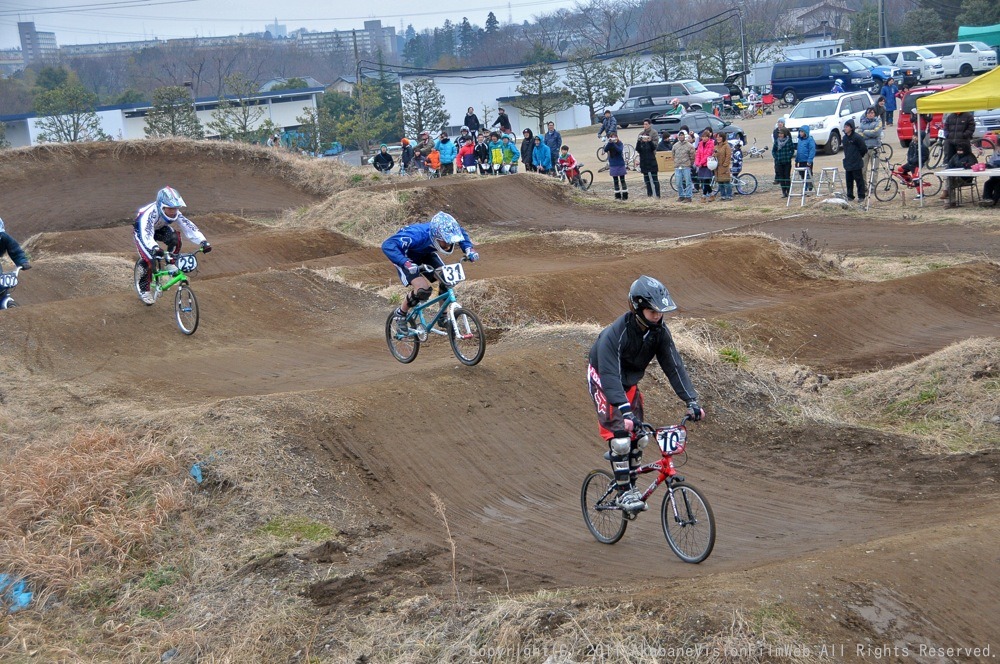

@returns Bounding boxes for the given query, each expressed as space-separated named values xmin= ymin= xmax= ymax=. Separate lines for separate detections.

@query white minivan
xmin=924 ymin=42 xmax=998 ymax=77
xmin=858 ymin=47 xmax=945 ymax=83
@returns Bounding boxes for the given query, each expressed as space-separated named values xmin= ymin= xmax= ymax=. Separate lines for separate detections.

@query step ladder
xmin=815 ymin=167 xmax=843 ymax=198
xmin=786 ymin=167 xmax=812 ymax=207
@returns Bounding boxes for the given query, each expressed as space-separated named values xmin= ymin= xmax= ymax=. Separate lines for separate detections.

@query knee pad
xmin=406 ymin=287 xmax=433 ymax=308
xmin=609 ymin=436 xmax=631 ymax=456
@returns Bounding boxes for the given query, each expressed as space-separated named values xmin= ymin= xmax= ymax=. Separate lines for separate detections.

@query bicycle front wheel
xmin=928 ymin=142 xmax=944 ymax=168
xmin=878 ymin=143 xmax=893 ymax=161
xmin=661 ymin=481 xmax=715 ymax=563
xmin=1 ymin=298 xmax=16 ymax=309
xmin=581 ymin=469 xmax=627 ymax=544
xmin=448 ymin=307 xmax=485 ymax=366
xmin=385 ymin=310 xmax=419 ymax=363
xmin=622 ymin=144 xmax=635 ymax=164
xmin=735 ymin=173 xmax=758 ymax=195
xmin=668 ymin=171 xmax=679 ymax=192
xmin=873 ymin=177 xmax=899 ymax=202
xmin=174 ymin=284 xmax=199 ymax=335
xmin=596 ymin=146 xmax=608 ymax=162
xmin=576 ymin=170 xmax=594 ymax=191
xmin=918 ymin=172 xmax=943 ymax=197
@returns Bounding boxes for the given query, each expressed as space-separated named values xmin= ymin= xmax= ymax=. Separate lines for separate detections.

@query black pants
xmin=845 ymin=168 xmax=866 ymax=200
xmin=984 ymin=177 xmax=1000 ymax=204
xmin=775 ymin=161 xmax=792 ymax=195
xmin=795 ymin=161 xmax=813 ymax=190
xmin=440 ymin=163 xmax=454 ymax=176
xmin=643 ymin=171 xmax=660 ymax=197
xmin=613 ymin=175 xmax=629 ymax=200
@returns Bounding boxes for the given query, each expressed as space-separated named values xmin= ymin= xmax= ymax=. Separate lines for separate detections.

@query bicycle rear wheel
xmin=385 ymin=310 xmax=419 ymax=363
xmin=133 ymin=259 xmax=154 ymax=306
xmin=973 ymin=136 xmax=996 ymax=161
xmin=448 ymin=307 xmax=485 ymax=366
xmin=581 ymin=469 xmax=627 ymax=544
xmin=1 ymin=298 xmax=16 ymax=309
xmin=575 ymin=170 xmax=594 ymax=191
xmin=174 ymin=284 xmax=199 ymax=335
xmin=878 ymin=143 xmax=893 ymax=161
xmin=918 ymin=172 xmax=943 ymax=197
xmin=668 ymin=171 xmax=679 ymax=192
xmin=735 ymin=173 xmax=758 ymax=195
xmin=596 ymin=146 xmax=608 ymax=162
xmin=622 ymin=144 xmax=635 ymax=163
xmin=873 ymin=177 xmax=899 ymax=202
xmin=661 ymin=481 xmax=715 ymax=563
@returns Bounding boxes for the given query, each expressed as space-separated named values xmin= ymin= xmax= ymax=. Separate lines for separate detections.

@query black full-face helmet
xmin=629 ymin=275 xmax=677 ymax=315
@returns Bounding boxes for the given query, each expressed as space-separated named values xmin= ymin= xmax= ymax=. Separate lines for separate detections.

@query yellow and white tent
xmin=916 ymin=66 xmax=1000 ymax=114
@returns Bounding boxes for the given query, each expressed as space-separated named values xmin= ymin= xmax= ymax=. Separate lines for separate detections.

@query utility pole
xmin=353 ymin=31 xmax=367 ymax=162
xmin=732 ymin=10 xmax=749 ymax=92
xmin=877 ymin=0 xmax=889 ymax=47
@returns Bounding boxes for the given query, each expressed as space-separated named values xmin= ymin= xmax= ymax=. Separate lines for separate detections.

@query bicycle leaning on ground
xmin=385 ymin=258 xmax=486 ymax=366
xmin=0 ymin=265 xmax=24 ymax=309
xmin=556 ymin=162 xmax=594 ymax=191
xmin=581 ymin=416 xmax=716 ymax=563
xmin=132 ymin=248 xmax=206 ymax=335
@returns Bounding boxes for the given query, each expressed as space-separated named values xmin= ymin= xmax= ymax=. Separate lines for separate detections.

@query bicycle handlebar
xmin=636 ymin=414 xmax=692 ymax=436
xmin=417 ymin=256 xmax=471 ymax=273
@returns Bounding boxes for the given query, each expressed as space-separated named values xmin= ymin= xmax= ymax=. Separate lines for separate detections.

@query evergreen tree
xmin=510 ymin=63 xmax=574 ymax=133
xmin=270 ymin=77 xmax=310 ymax=91
xmin=332 ymin=82 xmax=395 ymax=152
xmin=295 ymin=104 xmax=335 ymax=155
xmin=849 ymin=3 xmax=880 ymax=50
xmin=458 ymin=18 xmax=476 ymax=62
xmin=144 ymin=85 xmax=203 ymax=139
xmin=33 ymin=83 xmax=109 ymax=142
xmin=439 ymin=20 xmax=456 ymax=57
xmin=650 ymin=38 xmax=681 ymax=81
xmin=956 ymin=0 xmax=1000 ymax=27
xmin=206 ymin=73 xmax=269 ymax=143
xmin=485 ymin=12 xmax=500 ymax=35
xmin=35 ymin=66 xmax=70 ymax=92
xmin=405 ymin=24 xmax=417 ymax=41
xmin=374 ymin=52 xmax=404 ymax=139
xmin=525 ymin=44 xmax=558 ymax=64
xmin=900 ymin=8 xmax=944 ymax=47
xmin=565 ymin=50 xmax=612 ymax=123
xmin=606 ymin=54 xmax=652 ymax=105
xmin=401 ymin=78 xmax=450 ymax=137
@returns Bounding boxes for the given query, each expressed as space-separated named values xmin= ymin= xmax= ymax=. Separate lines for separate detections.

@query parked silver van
xmin=924 ymin=42 xmax=997 ymax=77
xmin=624 ymin=79 xmax=722 ymax=110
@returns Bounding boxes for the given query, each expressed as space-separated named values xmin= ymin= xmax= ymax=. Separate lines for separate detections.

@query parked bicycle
xmin=132 ymin=248 xmax=205 ymax=335
xmin=927 ymin=136 xmax=996 ymax=169
xmin=595 ymin=137 xmax=635 ymax=165
xmin=581 ymin=416 xmax=716 ymax=563
xmin=385 ymin=259 xmax=485 ymax=366
xmin=871 ymin=163 xmax=943 ymax=202
xmin=745 ymin=137 xmax=769 ymax=159
xmin=668 ymin=170 xmax=757 ymax=195
xmin=0 ymin=265 xmax=24 ymax=309
xmin=556 ymin=162 xmax=594 ymax=191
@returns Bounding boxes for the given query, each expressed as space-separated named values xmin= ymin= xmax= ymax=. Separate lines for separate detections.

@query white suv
xmin=780 ymin=91 xmax=874 ymax=155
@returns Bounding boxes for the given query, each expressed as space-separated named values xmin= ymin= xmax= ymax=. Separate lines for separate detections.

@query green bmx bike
xmin=133 ymin=248 xmax=205 ymax=335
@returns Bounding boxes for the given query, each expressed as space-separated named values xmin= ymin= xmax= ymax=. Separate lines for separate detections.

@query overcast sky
xmin=1 ymin=0 xmax=581 ymax=50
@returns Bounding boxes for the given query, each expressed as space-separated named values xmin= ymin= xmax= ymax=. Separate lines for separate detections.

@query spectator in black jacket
xmin=492 ymin=107 xmax=512 ymax=133
xmin=521 ymin=128 xmax=536 ymax=172
xmin=841 ymin=119 xmax=868 ymax=202
xmin=635 ymin=133 xmax=660 ymax=197
xmin=941 ymin=112 xmax=975 ymax=199
xmin=464 ymin=106 xmax=481 ymax=136
xmin=372 ymin=144 xmax=395 ymax=173
xmin=982 ymin=153 xmax=1000 ymax=207
xmin=944 ymin=142 xmax=978 ymax=208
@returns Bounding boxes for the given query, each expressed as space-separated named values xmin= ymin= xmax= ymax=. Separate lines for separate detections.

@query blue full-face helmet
xmin=156 ymin=187 xmax=186 ymax=221
xmin=429 ymin=211 xmax=463 ymax=252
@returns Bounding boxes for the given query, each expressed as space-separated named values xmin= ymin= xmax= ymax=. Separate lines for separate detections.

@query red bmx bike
xmin=581 ymin=416 xmax=716 ymax=563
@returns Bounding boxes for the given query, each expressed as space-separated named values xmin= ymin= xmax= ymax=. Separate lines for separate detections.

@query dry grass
xmin=0 ymin=139 xmax=368 ymax=197
xmin=293 ymin=188 xmax=409 ymax=245
xmin=839 ymin=253 xmax=983 ymax=281
xmin=0 ymin=427 xmax=185 ymax=603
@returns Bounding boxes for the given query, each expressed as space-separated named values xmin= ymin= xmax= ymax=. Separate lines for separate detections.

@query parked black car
xmin=652 ymin=111 xmax=747 ymax=147
xmin=613 ymin=96 xmax=685 ymax=127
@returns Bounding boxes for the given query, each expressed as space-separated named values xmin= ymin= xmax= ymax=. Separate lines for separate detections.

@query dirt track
xmin=2 ymin=142 xmax=998 ymax=657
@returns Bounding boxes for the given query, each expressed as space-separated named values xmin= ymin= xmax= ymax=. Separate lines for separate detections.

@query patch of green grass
xmin=350 ymin=174 xmax=364 ymax=184
xmin=719 ymin=346 xmax=747 ymax=367
xmin=927 ymin=262 xmax=950 ymax=270
xmin=257 ymin=516 xmax=334 ymax=542
xmin=388 ymin=292 xmax=403 ymax=305
xmin=713 ymin=320 xmax=732 ymax=330
xmin=750 ymin=601 xmax=801 ymax=636
xmin=841 ymin=386 xmax=857 ymax=396
xmin=138 ymin=605 xmax=175 ymax=620
xmin=140 ymin=566 xmax=180 ymax=591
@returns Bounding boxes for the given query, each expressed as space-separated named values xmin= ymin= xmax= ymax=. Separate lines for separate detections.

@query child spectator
xmin=400 ymin=138 xmax=414 ymax=175
xmin=521 ymin=129 xmax=536 ymax=172
xmin=488 ymin=132 xmax=504 ymax=174
xmin=458 ymin=137 xmax=477 ymax=173
xmin=730 ymin=140 xmax=743 ymax=179
xmin=893 ymin=130 xmax=929 ymax=199
xmin=500 ymin=135 xmax=521 ymax=173
xmin=474 ymin=134 xmax=491 ymax=174
xmin=694 ymin=129 xmax=716 ymax=201
xmin=557 ymin=145 xmax=579 ymax=183
xmin=413 ymin=149 xmax=426 ymax=173
xmin=426 ymin=148 xmax=441 ymax=176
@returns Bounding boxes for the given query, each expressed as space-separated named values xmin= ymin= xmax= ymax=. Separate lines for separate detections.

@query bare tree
xmin=564 ymin=50 xmax=613 ymax=123
xmin=606 ymin=53 xmax=652 ymax=105
xmin=206 ymin=73 xmax=271 ymax=142
xmin=574 ymin=0 xmax=644 ymax=52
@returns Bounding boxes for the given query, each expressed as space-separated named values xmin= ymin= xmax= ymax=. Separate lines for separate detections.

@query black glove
xmin=150 ymin=246 xmax=165 ymax=258
xmin=622 ymin=411 xmax=642 ymax=431
xmin=687 ymin=401 xmax=705 ymax=422
xmin=200 ymin=241 xmax=212 ymax=254
xmin=19 ymin=262 xmax=31 ymax=270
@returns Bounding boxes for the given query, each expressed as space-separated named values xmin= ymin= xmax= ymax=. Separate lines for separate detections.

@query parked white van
xmin=847 ymin=47 xmax=945 ymax=83
xmin=924 ymin=42 xmax=998 ymax=77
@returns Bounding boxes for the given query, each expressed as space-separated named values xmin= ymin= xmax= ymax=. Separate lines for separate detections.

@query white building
xmin=0 ymin=87 xmax=323 ymax=148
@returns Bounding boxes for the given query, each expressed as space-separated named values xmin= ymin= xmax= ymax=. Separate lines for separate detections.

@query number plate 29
xmin=177 ymin=254 xmax=198 ymax=273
